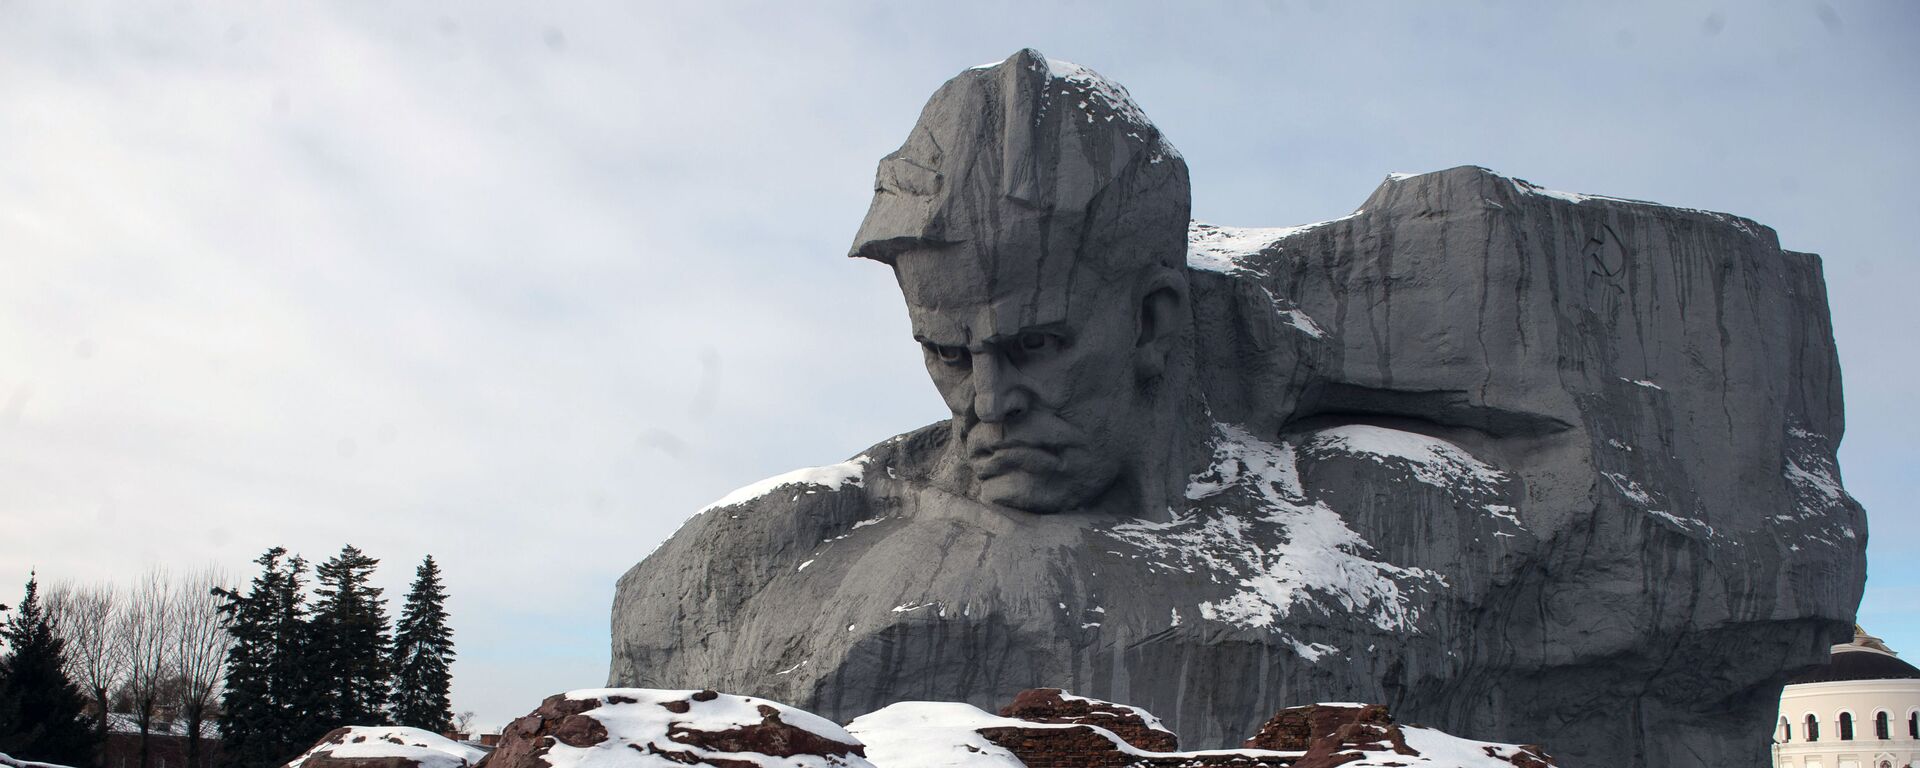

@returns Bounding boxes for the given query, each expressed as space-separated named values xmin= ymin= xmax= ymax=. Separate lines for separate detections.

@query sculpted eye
xmin=1019 ymin=332 xmax=1051 ymax=351
xmin=925 ymin=343 xmax=969 ymax=366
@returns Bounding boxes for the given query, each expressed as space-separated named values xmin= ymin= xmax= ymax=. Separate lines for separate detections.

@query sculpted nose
xmin=972 ymin=353 xmax=1031 ymax=423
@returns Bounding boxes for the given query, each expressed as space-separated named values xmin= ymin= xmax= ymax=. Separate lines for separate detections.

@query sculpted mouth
xmin=970 ymin=443 xmax=1062 ymax=478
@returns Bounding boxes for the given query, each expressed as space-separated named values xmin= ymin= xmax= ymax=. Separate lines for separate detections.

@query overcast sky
xmin=3 ymin=1 xmax=1914 ymax=731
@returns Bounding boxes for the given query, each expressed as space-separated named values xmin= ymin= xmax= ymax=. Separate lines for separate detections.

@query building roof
xmin=104 ymin=713 xmax=219 ymax=739
xmin=1788 ymin=626 xmax=1920 ymax=684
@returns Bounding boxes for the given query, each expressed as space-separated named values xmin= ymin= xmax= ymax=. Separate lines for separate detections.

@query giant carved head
xmin=849 ymin=50 xmax=1192 ymax=513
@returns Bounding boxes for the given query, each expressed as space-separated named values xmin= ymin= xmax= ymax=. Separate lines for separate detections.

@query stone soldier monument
xmin=609 ymin=50 xmax=1867 ymax=768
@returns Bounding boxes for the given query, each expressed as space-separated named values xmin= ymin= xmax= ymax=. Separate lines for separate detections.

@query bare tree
xmin=170 ymin=567 xmax=230 ymax=768
xmin=44 ymin=582 xmax=126 ymax=767
xmin=121 ymin=570 xmax=178 ymax=768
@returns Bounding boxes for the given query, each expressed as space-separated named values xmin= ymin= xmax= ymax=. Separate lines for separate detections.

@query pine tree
xmin=0 ymin=598 xmax=11 ymax=764
xmin=0 ymin=574 xmax=99 ymax=765
xmin=216 ymin=548 xmax=319 ymax=768
xmin=387 ymin=556 xmax=455 ymax=732
xmin=309 ymin=546 xmax=391 ymax=728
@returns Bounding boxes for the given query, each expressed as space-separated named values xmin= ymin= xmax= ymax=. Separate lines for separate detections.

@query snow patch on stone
xmin=1054 ymin=691 xmax=1168 ymax=733
xmin=1186 ymin=221 xmax=1337 ymax=338
xmin=1281 ymin=308 xmax=1327 ymax=338
xmin=1040 ymin=59 xmax=1149 ymax=132
xmin=1505 ymin=174 xmax=1760 ymax=236
xmin=1185 ymin=423 xmax=1302 ymax=500
xmin=1648 ymin=509 xmax=1716 ymax=537
xmin=1287 ymin=640 xmax=1340 ymax=662
xmin=1602 ymin=472 xmax=1657 ymax=507
xmin=1483 ymin=505 xmax=1523 ymax=528
xmin=1602 ymin=474 xmax=1720 ymax=537
xmin=1249 ymin=285 xmax=1328 ymax=338
xmin=1111 ymin=424 xmax=1447 ymax=638
xmin=1508 ymin=177 xmax=1604 ymax=205
xmin=1187 ymin=218 xmax=1359 ymax=275
xmin=964 ymin=51 xmax=1183 ymax=165
xmin=1785 ymin=458 xmax=1844 ymax=503
xmin=702 ymin=456 xmax=869 ymax=513
xmin=1306 ymin=425 xmax=1507 ymax=495
xmin=1778 ymin=429 xmax=1857 ymax=547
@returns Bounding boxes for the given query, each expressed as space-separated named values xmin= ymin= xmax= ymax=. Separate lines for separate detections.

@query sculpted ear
xmin=1134 ymin=270 xmax=1187 ymax=380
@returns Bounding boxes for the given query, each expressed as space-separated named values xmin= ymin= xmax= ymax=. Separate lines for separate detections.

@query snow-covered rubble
xmin=383 ymin=688 xmax=1557 ymax=768
xmin=285 ymin=726 xmax=486 ymax=768
xmin=848 ymin=693 xmax=1554 ymax=768
xmin=481 ymin=689 xmax=870 ymax=768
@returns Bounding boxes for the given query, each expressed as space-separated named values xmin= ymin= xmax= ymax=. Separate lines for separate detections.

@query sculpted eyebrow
xmin=980 ymin=322 xmax=1071 ymax=345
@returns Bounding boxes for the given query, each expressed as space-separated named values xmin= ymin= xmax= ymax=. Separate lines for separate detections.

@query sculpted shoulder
xmin=607 ymin=425 xmax=949 ymax=690
xmin=614 ymin=425 xmax=947 ymax=591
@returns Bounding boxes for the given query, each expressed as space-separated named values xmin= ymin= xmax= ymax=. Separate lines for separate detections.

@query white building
xmin=1773 ymin=627 xmax=1920 ymax=768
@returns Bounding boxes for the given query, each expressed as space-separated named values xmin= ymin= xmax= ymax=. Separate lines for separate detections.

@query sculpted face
xmin=894 ymin=247 xmax=1177 ymax=513
xmin=848 ymin=49 xmax=1192 ymax=513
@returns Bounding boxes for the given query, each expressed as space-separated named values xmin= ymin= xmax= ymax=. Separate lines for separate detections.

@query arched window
xmin=1807 ymin=713 xmax=1821 ymax=741
xmin=1875 ymin=710 xmax=1890 ymax=739
xmin=1780 ymin=716 xmax=1792 ymax=742
xmin=1910 ymin=710 xmax=1918 ymax=739
xmin=1839 ymin=711 xmax=1854 ymax=740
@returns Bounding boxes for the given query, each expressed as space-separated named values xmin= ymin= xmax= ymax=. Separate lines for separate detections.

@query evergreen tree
xmin=216 ymin=548 xmax=319 ymax=768
xmin=309 ymin=546 xmax=391 ymax=728
xmin=0 ymin=574 xmax=99 ymax=765
xmin=0 ymin=600 xmax=10 ymax=760
xmin=387 ymin=556 xmax=454 ymax=732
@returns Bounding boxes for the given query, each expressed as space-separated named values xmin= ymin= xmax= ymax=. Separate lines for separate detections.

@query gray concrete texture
xmin=608 ymin=50 xmax=1866 ymax=768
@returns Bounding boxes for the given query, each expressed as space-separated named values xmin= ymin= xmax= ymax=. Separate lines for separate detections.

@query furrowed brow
xmin=979 ymin=321 xmax=1072 ymax=345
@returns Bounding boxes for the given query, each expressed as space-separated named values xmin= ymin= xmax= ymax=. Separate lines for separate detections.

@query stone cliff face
xmin=1178 ymin=166 xmax=1866 ymax=763
xmin=609 ymin=167 xmax=1865 ymax=768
